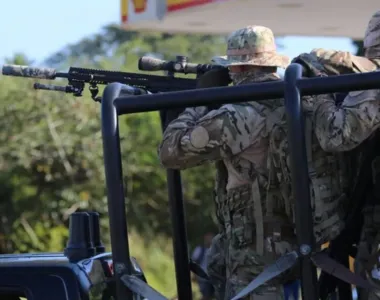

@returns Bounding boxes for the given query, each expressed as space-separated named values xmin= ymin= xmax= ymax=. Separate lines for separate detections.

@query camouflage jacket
xmin=294 ymin=48 xmax=380 ymax=75
xmin=158 ymin=74 xmax=281 ymax=191
xmin=314 ymin=89 xmax=380 ymax=152
xmin=267 ymin=96 xmax=348 ymax=245
xmin=158 ymin=72 xmax=347 ymax=247
xmin=158 ymin=73 xmax=297 ymax=257
xmin=298 ymin=49 xmax=380 ymax=152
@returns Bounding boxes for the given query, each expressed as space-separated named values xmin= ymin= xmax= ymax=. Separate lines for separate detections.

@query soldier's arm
xmin=293 ymin=49 xmax=375 ymax=76
xmin=309 ymin=49 xmax=359 ymax=75
xmin=313 ymin=89 xmax=380 ymax=152
xmin=158 ymin=103 xmax=266 ymax=169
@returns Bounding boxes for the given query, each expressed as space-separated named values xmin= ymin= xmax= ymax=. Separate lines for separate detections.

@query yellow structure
xmin=120 ymin=0 xmax=379 ymax=39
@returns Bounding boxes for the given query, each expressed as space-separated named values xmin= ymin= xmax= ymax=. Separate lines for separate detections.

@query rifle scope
xmin=138 ymin=56 xmax=225 ymax=75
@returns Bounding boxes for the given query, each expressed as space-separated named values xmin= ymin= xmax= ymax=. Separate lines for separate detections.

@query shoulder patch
xmin=190 ymin=126 xmax=209 ymax=149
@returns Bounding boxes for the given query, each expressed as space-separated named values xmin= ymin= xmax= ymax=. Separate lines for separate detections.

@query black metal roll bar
xmin=100 ymin=63 xmax=380 ymax=300
xmin=283 ymin=65 xmax=317 ymax=298
xmin=159 ymin=56 xmax=193 ymax=300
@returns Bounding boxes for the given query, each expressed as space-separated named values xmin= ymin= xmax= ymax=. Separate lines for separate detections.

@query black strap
xmin=230 ymin=250 xmax=374 ymax=300
xmin=312 ymin=251 xmax=373 ymax=289
xmin=121 ymin=274 xmax=168 ymax=300
xmin=189 ymin=259 xmax=210 ymax=280
xmin=197 ymin=246 xmax=206 ymax=264
xmin=189 ymin=246 xmax=210 ymax=280
xmin=318 ymin=244 xmax=355 ymax=300
xmin=230 ymin=251 xmax=299 ymax=300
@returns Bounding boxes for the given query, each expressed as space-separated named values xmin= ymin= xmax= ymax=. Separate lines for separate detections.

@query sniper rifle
xmin=2 ymin=56 xmax=223 ymax=102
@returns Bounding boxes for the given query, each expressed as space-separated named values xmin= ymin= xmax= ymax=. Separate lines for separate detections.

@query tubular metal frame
xmin=100 ymin=63 xmax=380 ymax=300
xmin=160 ymin=64 xmax=193 ymax=300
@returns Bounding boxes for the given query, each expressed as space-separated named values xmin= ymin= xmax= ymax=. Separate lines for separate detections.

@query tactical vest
xmin=214 ymin=160 xmax=228 ymax=231
xmin=213 ymin=75 xmax=298 ymax=260
xmin=214 ymin=99 xmax=297 ymax=263
xmin=266 ymin=100 xmax=348 ymax=246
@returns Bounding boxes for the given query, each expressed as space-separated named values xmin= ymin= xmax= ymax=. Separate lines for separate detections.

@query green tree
xmin=43 ymin=26 xmax=227 ymax=242
xmin=45 ymin=24 xmax=226 ymax=70
xmin=0 ymin=28 xmax=232 ymax=296
xmin=0 ymin=27 xmax=225 ymax=252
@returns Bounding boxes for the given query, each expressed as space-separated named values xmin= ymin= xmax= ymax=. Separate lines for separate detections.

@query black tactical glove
xmin=291 ymin=53 xmax=327 ymax=78
xmin=196 ymin=67 xmax=232 ymax=111
xmin=161 ymin=68 xmax=231 ymax=130
xmin=196 ymin=67 xmax=231 ymax=88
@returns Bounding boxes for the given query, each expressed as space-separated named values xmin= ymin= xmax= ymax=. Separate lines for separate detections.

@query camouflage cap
xmin=364 ymin=10 xmax=380 ymax=48
xmin=212 ymin=26 xmax=290 ymax=69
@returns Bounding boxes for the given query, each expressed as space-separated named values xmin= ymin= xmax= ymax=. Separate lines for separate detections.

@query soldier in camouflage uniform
xmin=295 ymin=10 xmax=380 ymax=300
xmin=298 ymin=9 xmax=380 ymax=151
xmin=292 ymin=11 xmax=380 ymax=78
xmin=159 ymin=25 xmax=350 ymax=300
xmin=159 ymin=25 xmax=292 ymax=300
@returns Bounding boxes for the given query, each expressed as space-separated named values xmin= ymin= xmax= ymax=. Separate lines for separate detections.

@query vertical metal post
xmin=101 ymin=82 xmax=133 ymax=300
xmin=284 ymin=64 xmax=319 ymax=300
xmin=319 ymin=251 xmax=353 ymax=300
xmin=159 ymin=55 xmax=193 ymax=300
xmin=337 ymin=262 xmax=353 ymax=300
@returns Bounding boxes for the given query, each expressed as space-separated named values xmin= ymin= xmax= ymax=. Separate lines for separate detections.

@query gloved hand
xmin=196 ymin=67 xmax=232 ymax=88
xmin=196 ymin=68 xmax=232 ymax=111
xmin=291 ymin=53 xmax=327 ymax=78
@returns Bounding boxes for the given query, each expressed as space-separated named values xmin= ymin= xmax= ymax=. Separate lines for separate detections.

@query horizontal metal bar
xmin=298 ymin=70 xmax=380 ymax=94
xmin=115 ymin=67 xmax=380 ymax=115
xmin=115 ymin=80 xmax=283 ymax=114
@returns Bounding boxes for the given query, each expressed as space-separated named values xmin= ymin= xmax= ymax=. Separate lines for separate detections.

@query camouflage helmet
xmin=212 ymin=25 xmax=290 ymax=69
xmin=364 ymin=10 xmax=380 ymax=49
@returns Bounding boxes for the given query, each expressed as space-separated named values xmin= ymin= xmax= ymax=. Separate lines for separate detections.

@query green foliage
xmin=129 ymin=231 xmax=177 ymax=297
xmin=45 ymin=24 xmax=226 ymax=73
xmin=0 ymin=28 xmax=222 ymax=296
xmin=129 ymin=231 xmax=201 ymax=298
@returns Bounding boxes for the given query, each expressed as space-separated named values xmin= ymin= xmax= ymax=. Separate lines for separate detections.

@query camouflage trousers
xmin=207 ymin=184 xmax=298 ymax=300
xmin=355 ymin=205 xmax=380 ymax=300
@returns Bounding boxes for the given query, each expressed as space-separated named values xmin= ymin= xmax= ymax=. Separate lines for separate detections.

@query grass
xmin=128 ymin=231 xmax=201 ymax=299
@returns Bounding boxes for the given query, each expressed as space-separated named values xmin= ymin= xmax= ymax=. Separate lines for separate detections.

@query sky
xmin=0 ymin=0 xmax=356 ymax=66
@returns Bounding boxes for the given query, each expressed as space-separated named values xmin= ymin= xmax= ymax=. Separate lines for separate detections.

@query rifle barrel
xmin=2 ymin=64 xmax=57 ymax=79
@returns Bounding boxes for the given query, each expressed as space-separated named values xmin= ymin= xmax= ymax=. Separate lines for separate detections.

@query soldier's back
xmin=267 ymin=96 xmax=348 ymax=246
xmin=215 ymin=97 xmax=299 ymax=300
